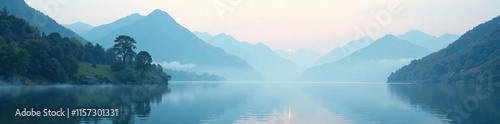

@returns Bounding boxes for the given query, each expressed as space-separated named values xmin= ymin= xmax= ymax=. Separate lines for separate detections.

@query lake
xmin=1 ymin=82 xmax=499 ymax=124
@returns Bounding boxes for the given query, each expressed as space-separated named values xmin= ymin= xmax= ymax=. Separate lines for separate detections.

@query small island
xmin=0 ymin=8 xmax=170 ymax=85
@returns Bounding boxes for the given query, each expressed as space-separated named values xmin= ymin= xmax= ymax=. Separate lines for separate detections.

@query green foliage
xmin=0 ymin=9 xmax=170 ymax=84
xmin=112 ymin=35 xmax=136 ymax=66
xmin=42 ymin=58 xmax=67 ymax=82
xmin=22 ymin=39 xmax=50 ymax=77
xmin=111 ymin=60 xmax=126 ymax=72
xmin=0 ymin=19 xmax=11 ymax=37
xmin=105 ymin=48 xmax=117 ymax=65
xmin=114 ymin=68 xmax=138 ymax=83
xmin=61 ymin=55 xmax=79 ymax=78
xmin=388 ymin=16 xmax=500 ymax=83
xmin=83 ymin=42 xmax=95 ymax=63
xmin=77 ymin=62 xmax=114 ymax=80
xmin=93 ymin=43 xmax=106 ymax=64
xmin=83 ymin=42 xmax=107 ymax=64
xmin=135 ymin=51 xmax=152 ymax=76
xmin=49 ymin=46 xmax=64 ymax=60
xmin=0 ymin=38 xmax=30 ymax=76
xmin=1 ymin=7 xmax=8 ymax=18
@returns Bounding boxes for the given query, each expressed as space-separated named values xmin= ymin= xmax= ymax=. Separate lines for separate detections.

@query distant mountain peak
xmin=148 ymin=9 xmax=172 ymax=17
xmin=256 ymin=42 xmax=266 ymax=47
xmin=379 ymin=34 xmax=398 ymax=40
xmin=400 ymin=30 xmax=435 ymax=38
xmin=126 ymin=13 xmax=144 ymax=18
xmin=139 ymin=9 xmax=179 ymax=27
xmin=215 ymin=33 xmax=231 ymax=37
xmin=65 ymin=21 xmax=93 ymax=27
xmin=406 ymin=30 xmax=426 ymax=34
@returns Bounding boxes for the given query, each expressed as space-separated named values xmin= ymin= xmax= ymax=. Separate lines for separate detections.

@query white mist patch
xmin=155 ymin=61 xmax=196 ymax=70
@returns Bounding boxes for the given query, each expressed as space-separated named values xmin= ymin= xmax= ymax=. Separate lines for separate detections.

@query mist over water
xmin=1 ymin=82 xmax=499 ymax=124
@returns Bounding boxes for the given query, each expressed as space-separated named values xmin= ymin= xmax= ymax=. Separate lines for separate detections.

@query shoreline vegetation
xmin=0 ymin=8 xmax=170 ymax=85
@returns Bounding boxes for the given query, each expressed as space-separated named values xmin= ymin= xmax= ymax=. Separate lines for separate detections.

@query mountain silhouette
xmin=0 ymin=0 xmax=88 ymax=43
xmin=64 ymin=21 xmax=94 ymax=34
xmin=301 ymin=35 xmax=431 ymax=82
xmin=193 ymin=31 xmax=214 ymax=42
xmin=96 ymin=9 xmax=264 ymax=81
xmin=313 ymin=37 xmax=373 ymax=66
xmin=206 ymin=33 xmax=300 ymax=81
xmin=398 ymin=30 xmax=459 ymax=52
xmin=82 ymin=13 xmax=144 ymax=42
xmin=276 ymin=49 xmax=322 ymax=69
xmin=388 ymin=15 xmax=500 ymax=83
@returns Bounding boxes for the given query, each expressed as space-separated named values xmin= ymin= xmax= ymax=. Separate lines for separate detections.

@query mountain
xmin=301 ymin=35 xmax=431 ymax=82
xmin=0 ymin=0 xmax=88 ymax=43
xmin=63 ymin=22 xmax=94 ymax=34
xmin=81 ymin=13 xmax=144 ymax=42
xmin=312 ymin=37 xmax=373 ymax=66
xmin=97 ymin=9 xmax=264 ymax=81
xmin=206 ymin=33 xmax=300 ymax=81
xmin=388 ymin=15 xmax=500 ymax=83
xmin=276 ymin=49 xmax=321 ymax=69
xmin=193 ymin=31 xmax=214 ymax=42
xmin=398 ymin=30 xmax=459 ymax=52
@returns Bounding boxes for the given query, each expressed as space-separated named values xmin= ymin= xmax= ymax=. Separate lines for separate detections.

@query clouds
xmin=155 ymin=61 xmax=196 ymax=70
xmin=25 ymin=0 xmax=500 ymax=54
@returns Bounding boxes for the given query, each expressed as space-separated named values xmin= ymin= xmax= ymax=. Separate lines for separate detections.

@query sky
xmin=25 ymin=0 xmax=500 ymax=54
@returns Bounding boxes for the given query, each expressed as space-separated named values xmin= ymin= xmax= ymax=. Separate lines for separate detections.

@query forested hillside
xmin=388 ymin=16 xmax=500 ymax=83
xmin=0 ymin=8 xmax=170 ymax=84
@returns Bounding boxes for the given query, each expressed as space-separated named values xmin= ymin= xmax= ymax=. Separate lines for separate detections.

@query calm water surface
xmin=1 ymin=82 xmax=499 ymax=124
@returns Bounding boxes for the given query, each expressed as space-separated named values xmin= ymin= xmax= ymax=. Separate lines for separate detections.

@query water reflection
xmin=0 ymin=84 xmax=170 ymax=124
xmin=388 ymin=83 xmax=500 ymax=124
xmin=2 ymin=82 xmax=499 ymax=124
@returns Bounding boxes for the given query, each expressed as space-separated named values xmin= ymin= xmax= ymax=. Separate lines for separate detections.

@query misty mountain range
xmin=389 ymin=15 xmax=500 ymax=83
xmin=301 ymin=35 xmax=432 ymax=82
xmin=8 ymin=0 xmax=476 ymax=82
xmin=60 ymin=10 xmax=461 ymax=82
xmin=63 ymin=22 xmax=94 ymax=34
xmin=82 ymin=9 xmax=264 ymax=81
xmin=194 ymin=32 xmax=300 ymax=81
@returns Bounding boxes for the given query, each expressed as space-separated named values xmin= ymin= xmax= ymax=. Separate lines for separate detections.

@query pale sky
xmin=25 ymin=0 xmax=500 ymax=54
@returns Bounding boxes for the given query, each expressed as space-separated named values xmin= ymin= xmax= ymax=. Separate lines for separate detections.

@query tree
xmin=0 ymin=20 xmax=11 ymax=38
xmin=42 ymin=58 xmax=67 ymax=82
xmin=49 ymin=46 xmax=64 ymax=60
xmin=0 ymin=39 xmax=30 ymax=76
xmin=111 ymin=60 xmax=126 ymax=72
xmin=135 ymin=51 xmax=152 ymax=77
xmin=22 ymin=39 xmax=50 ymax=76
xmin=83 ymin=42 xmax=95 ymax=63
xmin=61 ymin=55 xmax=79 ymax=78
xmin=0 ymin=7 xmax=8 ymax=18
xmin=46 ymin=32 xmax=62 ymax=45
xmin=115 ymin=68 xmax=138 ymax=83
xmin=70 ymin=38 xmax=85 ymax=61
xmin=93 ymin=43 xmax=106 ymax=64
xmin=105 ymin=48 xmax=117 ymax=65
xmin=112 ymin=35 xmax=136 ymax=65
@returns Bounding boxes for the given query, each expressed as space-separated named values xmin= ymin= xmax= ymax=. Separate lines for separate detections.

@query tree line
xmin=0 ymin=8 xmax=170 ymax=84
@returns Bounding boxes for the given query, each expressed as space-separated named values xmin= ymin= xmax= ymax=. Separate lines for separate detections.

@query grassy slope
xmin=77 ymin=62 xmax=115 ymax=80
